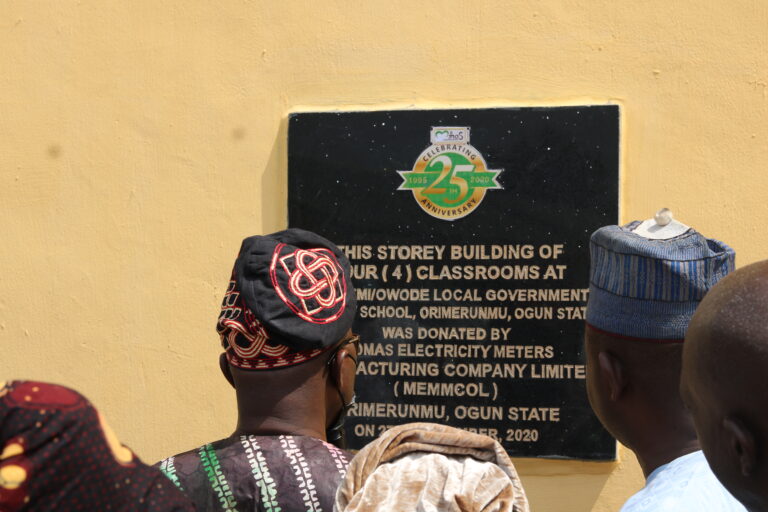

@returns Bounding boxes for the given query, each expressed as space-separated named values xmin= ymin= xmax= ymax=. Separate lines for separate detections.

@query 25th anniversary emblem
xmin=397 ymin=127 xmax=502 ymax=220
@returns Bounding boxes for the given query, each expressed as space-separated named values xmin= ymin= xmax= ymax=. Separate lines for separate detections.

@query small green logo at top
xmin=398 ymin=127 xmax=502 ymax=220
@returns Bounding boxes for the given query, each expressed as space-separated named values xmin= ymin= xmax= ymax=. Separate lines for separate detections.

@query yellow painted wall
xmin=1 ymin=1 xmax=766 ymax=510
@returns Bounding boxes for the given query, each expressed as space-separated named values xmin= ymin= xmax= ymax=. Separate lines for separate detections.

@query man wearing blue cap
xmin=584 ymin=221 xmax=744 ymax=511
xmin=156 ymin=229 xmax=360 ymax=512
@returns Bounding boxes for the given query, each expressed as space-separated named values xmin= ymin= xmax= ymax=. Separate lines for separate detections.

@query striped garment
xmin=587 ymin=222 xmax=735 ymax=340
xmin=156 ymin=435 xmax=350 ymax=512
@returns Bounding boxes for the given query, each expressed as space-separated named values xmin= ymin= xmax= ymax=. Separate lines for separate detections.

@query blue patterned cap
xmin=586 ymin=221 xmax=735 ymax=340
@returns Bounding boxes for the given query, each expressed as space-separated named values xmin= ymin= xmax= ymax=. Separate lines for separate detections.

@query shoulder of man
xmin=620 ymin=452 xmax=746 ymax=512
xmin=154 ymin=435 xmax=352 ymax=511
xmin=679 ymin=453 xmax=747 ymax=511
xmin=154 ymin=437 xmax=241 ymax=511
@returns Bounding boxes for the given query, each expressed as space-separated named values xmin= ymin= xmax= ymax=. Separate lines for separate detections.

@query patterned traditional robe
xmin=157 ymin=435 xmax=350 ymax=512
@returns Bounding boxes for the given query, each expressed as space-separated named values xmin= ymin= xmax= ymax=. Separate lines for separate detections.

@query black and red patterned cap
xmin=218 ymin=228 xmax=357 ymax=370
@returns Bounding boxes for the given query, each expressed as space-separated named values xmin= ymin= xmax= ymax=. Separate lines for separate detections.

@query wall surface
xmin=1 ymin=1 xmax=766 ymax=510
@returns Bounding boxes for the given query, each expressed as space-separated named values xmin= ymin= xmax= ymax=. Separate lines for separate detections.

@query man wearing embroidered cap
xmin=156 ymin=229 xmax=360 ymax=512
xmin=584 ymin=221 xmax=744 ymax=511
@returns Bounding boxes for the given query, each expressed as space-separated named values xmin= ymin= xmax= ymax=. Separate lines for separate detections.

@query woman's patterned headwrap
xmin=0 ymin=380 xmax=193 ymax=511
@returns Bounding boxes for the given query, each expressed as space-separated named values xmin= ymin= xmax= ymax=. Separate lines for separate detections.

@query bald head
xmin=686 ymin=260 xmax=768 ymax=373
xmin=682 ymin=259 xmax=768 ymax=511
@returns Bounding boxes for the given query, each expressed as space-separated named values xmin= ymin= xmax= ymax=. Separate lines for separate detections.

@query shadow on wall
xmin=512 ymin=446 xmax=642 ymax=511
xmin=516 ymin=460 xmax=612 ymax=511
xmin=261 ymin=116 xmax=289 ymax=233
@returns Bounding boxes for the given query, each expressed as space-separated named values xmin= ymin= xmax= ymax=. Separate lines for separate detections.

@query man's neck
xmin=233 ymin=388 xmax=330 ymax=441
xmin=234 ymin=415 xmax=327 ymax=441
xmin=633 ymin=432 xmax=700 ymax=479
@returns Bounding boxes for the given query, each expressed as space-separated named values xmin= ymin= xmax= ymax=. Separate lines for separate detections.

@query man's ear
xmin=330 ymin=347 xmax=356 ymax=403
xmin=219 ymin=353 xmax=235 ymax=389
xmin=723 ymin=416 xmax=757 ymax=477
xmin=598 ymin=350 xmax=627 ymax=401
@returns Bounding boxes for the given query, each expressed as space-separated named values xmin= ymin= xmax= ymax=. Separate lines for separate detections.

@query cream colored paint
xmin=1 ymin=1 xmax=766 ymax=510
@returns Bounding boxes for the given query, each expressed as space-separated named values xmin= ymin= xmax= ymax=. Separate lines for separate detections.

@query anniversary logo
xmin=397 ymin=127 xmax=502 ymax=220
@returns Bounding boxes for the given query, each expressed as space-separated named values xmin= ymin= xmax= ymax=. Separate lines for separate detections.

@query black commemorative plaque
xmin=288 ymin=106 xmax=618 ymax=459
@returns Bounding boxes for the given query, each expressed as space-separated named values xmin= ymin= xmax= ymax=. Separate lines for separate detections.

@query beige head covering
xmin=334 ymin=422 xmax=530 ymax=512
